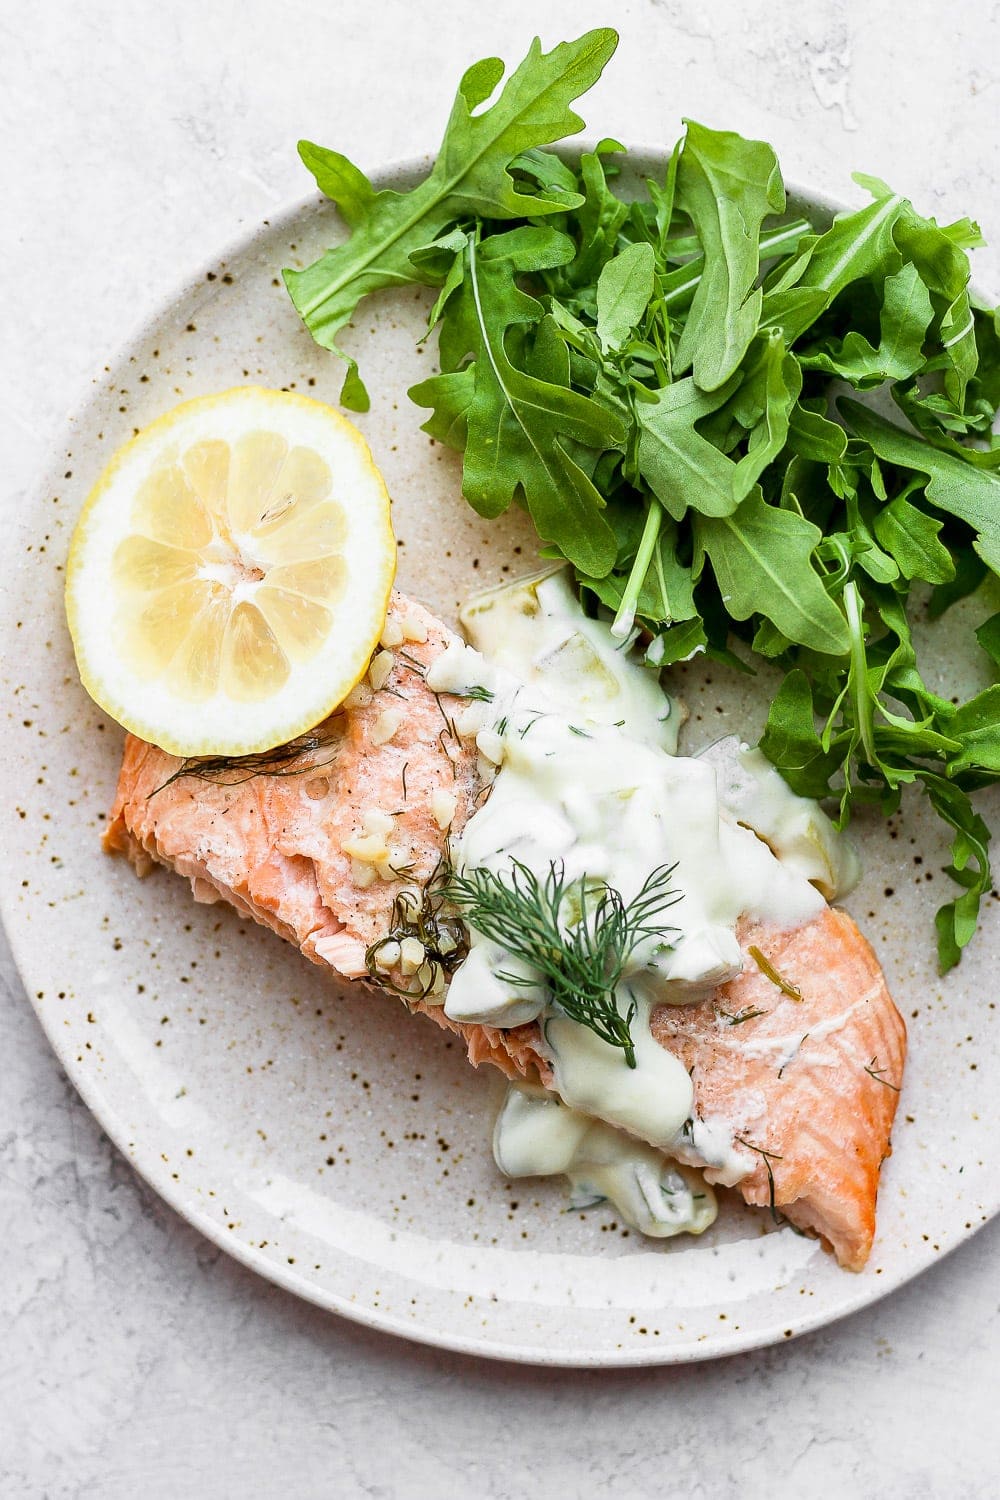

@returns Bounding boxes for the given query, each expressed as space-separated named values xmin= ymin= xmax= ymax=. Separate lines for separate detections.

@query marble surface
xmin=2 ymin=0 xmax=998 ymax=1494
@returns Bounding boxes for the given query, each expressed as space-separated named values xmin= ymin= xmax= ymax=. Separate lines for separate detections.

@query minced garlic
xmin=431 ymin=788 xmax=457 ymax=830
xmin=374 ymin=939 xmax=401 ymax=971
xmin=455 ymin=704 xmax=484 ymax=738
xmin=476 ymin=726 xmax=505 ymax=765
xmin=399 ymin=937 xmax=425 ymax=975
xmin=380 ymin=617 xmax=404 ymax=648
xmin=342 ymin=831 xmax=388 ymax=862
xmin=401 ymin=614 xmax=428 ymax=643
xmin=368 ymin=650 xmax=395 ymax=692
xmin=370 ymin=707 xmax=403 ymax=746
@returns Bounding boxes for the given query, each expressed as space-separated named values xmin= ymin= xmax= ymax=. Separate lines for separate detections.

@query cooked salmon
xmin=105 ymin=590 xmax=906 ymax=1269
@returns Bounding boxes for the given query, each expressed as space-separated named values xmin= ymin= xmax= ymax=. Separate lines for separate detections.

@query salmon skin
xmin=105 ymin=590 xmax=906 ymax=1269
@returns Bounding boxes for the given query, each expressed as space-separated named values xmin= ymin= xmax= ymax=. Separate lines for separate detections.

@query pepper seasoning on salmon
xmin=104 ymin=590 xmax=907 ymax=1270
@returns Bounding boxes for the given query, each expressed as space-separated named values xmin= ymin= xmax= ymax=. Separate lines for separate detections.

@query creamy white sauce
xmin=459 ymin=568 xmax=680 ymax=754
xmin=423 ymin=570 xmax=857 ymax=1233
xmin=493 ymin=1084 xmax=717 ymax=1238
xmin=699 ymin=736 xmax=860 ymax=900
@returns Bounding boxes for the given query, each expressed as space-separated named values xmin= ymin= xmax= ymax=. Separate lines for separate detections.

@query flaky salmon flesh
xmin=105 ymin=591 xmax=907 ymax=1270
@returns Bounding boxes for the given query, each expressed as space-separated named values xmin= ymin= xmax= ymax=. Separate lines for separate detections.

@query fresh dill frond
xmin=460 ymin=685 xmax=495 ymax=702
xmin=718 ymin=1005 xmax=769 ymax=1026
xmin=149 ymin=728 xmax=340 ymax=798
xmin=364 ymin=857 xmax=468 ymax=1000
xmin=517 ymin=713 xmax=545 ymax=739
xmin=396 ymin=649 xmax=426 ymax=678
xmin=748 ymin=945 xmax=803 ymax=1001
xmin=447 ymin=858 xmax=682 ymax=1068
xmin=864 ymin=1055 xmax=901 ymax=1092
xmin=734 ymin=1137 xmax=786 ymax=1227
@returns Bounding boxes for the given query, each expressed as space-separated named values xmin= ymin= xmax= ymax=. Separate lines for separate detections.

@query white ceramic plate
xmin=3 ymin=151 xmax=998 ymax=1365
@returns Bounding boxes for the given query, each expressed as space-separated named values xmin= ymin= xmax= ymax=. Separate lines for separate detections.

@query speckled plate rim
xmin=3 ymin=146 xmax=996 ymax=1367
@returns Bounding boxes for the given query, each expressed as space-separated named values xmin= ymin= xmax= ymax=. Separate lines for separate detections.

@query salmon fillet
xmin=104 ymin=590 xmax=906 ymax=1269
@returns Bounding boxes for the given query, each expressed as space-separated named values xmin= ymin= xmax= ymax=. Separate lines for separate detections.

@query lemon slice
xmin=65 ymin=386 xmax=396 ymax=756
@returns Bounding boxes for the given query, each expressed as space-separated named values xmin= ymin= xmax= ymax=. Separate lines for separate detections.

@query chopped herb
xmin=150 ymin=728 xmax=339 ymax=797
xmin=748 ymin=945 xmax=803 ymax=1001
xmin=396 ymin=650 xmax=427 ymax=677
xmin=718 ymin=1005 xmax=769 ymax=1026
xmin=734 ymin=1137 xmax=786 ymax=1227
xmin=365 ymin=858 xmax=468 ymax=999
xmin=448 ymin=858 xmax=681 ymax=1066
xmin=778 ymin=1033 xmax=808 ymax=1079
xmin=460 ymin=685 xmax=495 ymax=702
xmin=864 ymin=1055 xmax=901 ymax=1092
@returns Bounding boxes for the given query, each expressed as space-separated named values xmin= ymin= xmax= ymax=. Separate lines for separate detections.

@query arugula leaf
xmin=975 ymin=612 xmax=1000 ymax=669
xmin=759 ymin=670 xmax=842 ymax=797
xmin=695 ymin=494 xmax=851 ymax=655
xmin=673 ymin=122 xmax=785 ymax=390
xmin=284 ymin=29 xmax=617 ymax=401
xmin=871 ymin=495 xmax=955 ymax=584
xmin=922 ymin=774 xmax=993 ymax=970
xmin=840 ymin=399 xmax=1000 ymax=569
xmin=635 ymin=376 xmax=742 ymax=519
xmin=799 ymin=263 xmax=933 ymax=389
xmin=283 ymin=39 xmax=1000 ymax=967
xmin=596 ymin=242 xmax=655 ymax=352
xmin=948 ymin=686 xmax=1000 ymax=773
xmin=412 ymin=231 xmax=625 ymax=573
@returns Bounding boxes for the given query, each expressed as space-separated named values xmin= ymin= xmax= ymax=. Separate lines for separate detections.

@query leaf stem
xmin=612 ymin=501 xmax=663 ymax=639
xmin=843 ymin=580 xmax=878 ymax=766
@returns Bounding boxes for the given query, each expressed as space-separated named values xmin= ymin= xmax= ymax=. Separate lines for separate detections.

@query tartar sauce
xmin=421 ymin=569 xmax=854 ymax=1228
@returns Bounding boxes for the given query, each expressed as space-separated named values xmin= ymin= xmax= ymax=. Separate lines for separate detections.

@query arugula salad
xmin=283 ymin=27 xmax=1000 ymax=971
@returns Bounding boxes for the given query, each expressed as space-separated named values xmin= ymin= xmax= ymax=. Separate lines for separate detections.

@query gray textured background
xmin=3 ymin=2 xmax=998 ymax=1495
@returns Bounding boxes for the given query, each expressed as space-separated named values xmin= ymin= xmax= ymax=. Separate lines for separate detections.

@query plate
xmin=2 ymin=150 xmax=998 ymax=1365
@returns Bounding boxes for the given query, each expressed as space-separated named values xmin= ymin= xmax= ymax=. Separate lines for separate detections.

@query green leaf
xmin=650 ymin=616 xmax=708 ymax=665
xmin=673 ymin=122 xmax=784 ymax=390
xmin=947 ymin=685 xmax=1000 ymax=773
xmin=759 ymin=670 xmax=841 ymax=797
xmin=728 ymin=330 xmax=803 ymax=494
xmin=786 ymin=400 xmax=848 ymax=462
xmin=871 ymin=496 xmax=955 ymax=583
xmin=840 ymin=400 xmax=1000 ymax=569
xmin=596 ymin=242 xmax=655 ymax=352
xmin=635 ymin=376 xmax=742 ymax=519
xmin=284 ymin=29 xmax=617 ymax=384
xmin=419 ymin=234 xmax=624 ymax=573
xmin=921 ymin=774 xmax=993 ymax=971
xmin=975 ymin=612 xmax=1000 ymax=670
xmin=799 ymin=263 xmax=934 ymax=389
xmin=694 ymin=493 xmax=851 ymax=655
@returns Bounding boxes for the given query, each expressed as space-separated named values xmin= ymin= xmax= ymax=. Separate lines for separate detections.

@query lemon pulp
xmin=66 ymin=387 xmax=396 ymax=756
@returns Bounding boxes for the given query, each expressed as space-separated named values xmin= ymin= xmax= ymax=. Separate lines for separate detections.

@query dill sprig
xmin=718 ymin=1005 xmax=769 ymax=1026
xmin=149 ymin=728 xmax=339 ymax=798
xmin=365 ymin=858 xmax=468 ymax=1000
xmin=864 ymin=1055 xmax=901 ymax=1092
xmin=447 ymin=858 xmax=681 ymax=1068
xmin=748 ymin=945 xmax=803 ymax=1002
